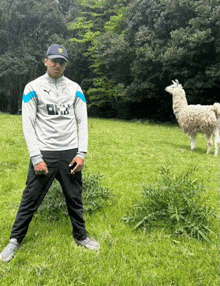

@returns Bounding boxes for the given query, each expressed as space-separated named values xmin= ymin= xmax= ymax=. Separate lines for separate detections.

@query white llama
xmin=165 ymin=80 xmax=220 ymax=156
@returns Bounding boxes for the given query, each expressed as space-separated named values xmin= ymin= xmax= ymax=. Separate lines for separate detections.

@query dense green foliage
xmin=1 ymin=0 xmax=220 ymax=121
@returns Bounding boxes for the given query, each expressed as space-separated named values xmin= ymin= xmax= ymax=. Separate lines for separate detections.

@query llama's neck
xmin=172 ymin=89 xmax=188 ymax=119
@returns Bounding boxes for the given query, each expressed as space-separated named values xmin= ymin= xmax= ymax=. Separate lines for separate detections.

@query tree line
xmin=0 ymin=0 xmax=219 ymax=122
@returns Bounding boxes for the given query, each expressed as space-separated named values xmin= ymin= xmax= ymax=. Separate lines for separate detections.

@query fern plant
xmin=122 ymin=166 xmax=216 ymax=241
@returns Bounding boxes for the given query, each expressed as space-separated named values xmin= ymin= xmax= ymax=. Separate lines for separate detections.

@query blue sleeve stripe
xmin=23 ymin=91 xmax=37 ymax=103
xmin=76 ymin=91 xmax=86 ymax=103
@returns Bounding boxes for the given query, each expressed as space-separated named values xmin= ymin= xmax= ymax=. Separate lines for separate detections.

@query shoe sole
xmin=0 ymin=253 xmax=14 ymax=263
xmin=75 ymin=240 xmax=100 ymax=250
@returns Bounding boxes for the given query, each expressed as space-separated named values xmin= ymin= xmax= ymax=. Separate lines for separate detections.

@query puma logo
xmin=44 ymin=89 xmax=51 ymax=95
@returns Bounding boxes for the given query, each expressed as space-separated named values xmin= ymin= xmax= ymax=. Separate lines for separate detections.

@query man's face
xmin=44 ymin=58 xmax=66 ymax=79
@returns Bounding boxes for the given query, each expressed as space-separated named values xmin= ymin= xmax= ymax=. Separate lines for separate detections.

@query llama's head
xmin=165 ymin=80 xmax=188 ymax=118
xmin=165 ymin=79 xmax=183 ymax=95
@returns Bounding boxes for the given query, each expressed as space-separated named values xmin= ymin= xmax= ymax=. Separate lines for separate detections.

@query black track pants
xmin=10 ymin=149 xmax=87 ymax=243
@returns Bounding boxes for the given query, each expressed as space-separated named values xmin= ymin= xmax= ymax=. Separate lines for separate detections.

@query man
xmin=0 ymin=44 xmax=100 ymax=262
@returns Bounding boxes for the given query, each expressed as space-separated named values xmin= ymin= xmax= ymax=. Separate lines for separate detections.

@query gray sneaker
xmin=0 ymin=238 xmax=19 ymax=262
xmin=75 ymin=237 xmax=100 ymax=250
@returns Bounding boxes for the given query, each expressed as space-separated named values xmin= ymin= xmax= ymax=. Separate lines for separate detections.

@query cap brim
xmin=48 ymin=55 xmax=68 ymax=61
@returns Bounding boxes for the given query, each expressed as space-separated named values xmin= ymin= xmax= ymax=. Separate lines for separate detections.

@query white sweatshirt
xmin=22 ymin=73 xmax=88 ymax=165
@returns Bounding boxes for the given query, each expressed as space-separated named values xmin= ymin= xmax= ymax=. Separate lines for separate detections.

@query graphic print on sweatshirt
xmin=47 ymin=104 xmax=71 ymax=115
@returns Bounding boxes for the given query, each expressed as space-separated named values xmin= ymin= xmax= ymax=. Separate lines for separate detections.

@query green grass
xmin=0 ymin=113 xmax=219 ymax=285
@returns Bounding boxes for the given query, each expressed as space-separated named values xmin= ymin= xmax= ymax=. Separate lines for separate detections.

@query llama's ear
xmin=175 ymin=79 xmax=179 ymax=84
xmin=172 ymin=80 xmax=175 ymax=84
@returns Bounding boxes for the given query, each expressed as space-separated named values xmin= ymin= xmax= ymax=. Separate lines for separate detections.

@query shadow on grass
xmin=162 ymin=141 xmax=210 ymax=156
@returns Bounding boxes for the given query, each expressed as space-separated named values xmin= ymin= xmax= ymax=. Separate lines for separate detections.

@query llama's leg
xmin=205 ymin=135 xmax=213 ymax=155
xmin=213 ymin=128 xmax=219 ymax=156
xmin=218 ymin=117 xmax=220 ymax=143
xmin=189 ymin=135 xmax=196 ymax=150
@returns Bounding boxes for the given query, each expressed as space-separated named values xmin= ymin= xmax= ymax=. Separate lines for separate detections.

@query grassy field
xmin=0 ymin=113 xmax=219 ymax=286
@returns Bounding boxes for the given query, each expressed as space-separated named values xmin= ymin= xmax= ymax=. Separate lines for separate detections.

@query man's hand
xmin=69 ymin=157 xmax=84 ymax=174
xmin=34 ymin=161 xmax=49 ymax=176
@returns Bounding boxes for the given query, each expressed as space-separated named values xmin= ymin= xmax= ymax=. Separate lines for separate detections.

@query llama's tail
xmin=212 ymin=103 xmax=220 ymax=118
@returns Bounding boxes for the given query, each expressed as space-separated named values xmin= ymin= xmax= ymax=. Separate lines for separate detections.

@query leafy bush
xmin=36 ymin=172 xmax=112 ymax=220
xmin=122 ymin=166 xmax=216 ymax=241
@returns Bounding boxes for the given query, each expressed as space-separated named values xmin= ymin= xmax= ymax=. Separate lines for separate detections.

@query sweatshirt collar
xmin=45 ymin=72 xmax=65 ymax=83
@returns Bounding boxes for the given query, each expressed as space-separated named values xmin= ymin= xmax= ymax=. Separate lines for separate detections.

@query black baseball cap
xmin=46 ymin=44 xmax=68 ymax=61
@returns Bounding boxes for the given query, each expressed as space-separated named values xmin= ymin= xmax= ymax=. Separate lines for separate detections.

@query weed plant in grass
xmin=36 ymin=172 xmax=113 ymax=220
xmin=122 ymin=166 xmax=217 ymax=241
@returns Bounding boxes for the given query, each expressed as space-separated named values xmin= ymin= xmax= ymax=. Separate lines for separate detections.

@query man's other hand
xmin=69 ymin=157 xmax=84 ymax=174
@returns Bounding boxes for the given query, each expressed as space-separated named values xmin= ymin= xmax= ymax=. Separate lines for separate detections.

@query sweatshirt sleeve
xmin=22 ymin=84 xmax=43 ymax=165
xmin=74 ymin=86 xmax=88 ymax=157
